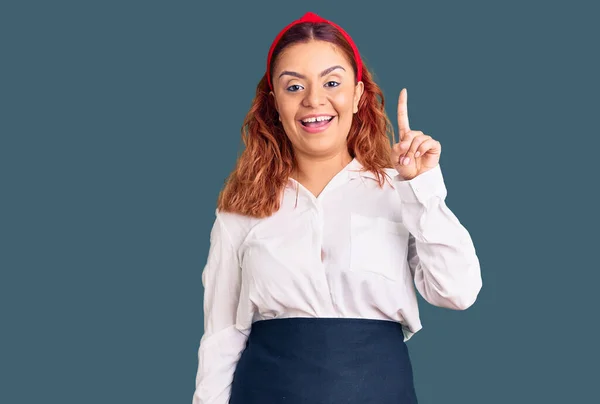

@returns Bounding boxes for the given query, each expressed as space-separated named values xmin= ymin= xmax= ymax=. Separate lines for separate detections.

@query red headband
xmin=266 ymin=12 xmax=363 ymax=90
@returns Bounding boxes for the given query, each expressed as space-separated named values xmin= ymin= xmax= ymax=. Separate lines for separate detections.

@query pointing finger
xmin=397 ymin=88 xmax=410 ymax=140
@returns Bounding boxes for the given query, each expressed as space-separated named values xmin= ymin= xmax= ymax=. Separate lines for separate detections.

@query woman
xmin=192 ymin=11 xmax=482 ymax=404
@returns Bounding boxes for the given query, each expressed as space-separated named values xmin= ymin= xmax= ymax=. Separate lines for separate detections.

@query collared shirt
xmin=192 ymin=158 xmax=482 ymax=404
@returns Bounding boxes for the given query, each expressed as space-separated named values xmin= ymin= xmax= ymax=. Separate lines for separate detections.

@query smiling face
xmin=270 ymin=40 xmax=364 ymax=160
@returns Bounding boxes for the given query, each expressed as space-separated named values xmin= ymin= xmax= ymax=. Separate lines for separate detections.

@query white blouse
xmin=192 ymin=158 xmax=482 ymax=404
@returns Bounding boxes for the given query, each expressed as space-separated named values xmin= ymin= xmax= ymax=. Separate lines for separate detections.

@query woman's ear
xmin=270 ymin=91 xmax=281 ymax=121
xmin=269 ymin=91 xmax=278 ymax=112
xmin=353 ymin=81 xmax=364 ymax=113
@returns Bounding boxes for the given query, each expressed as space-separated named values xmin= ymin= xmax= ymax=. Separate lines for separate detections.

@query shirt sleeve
xmin=192 ymin=213 xmax=249 ymax=404
xmin=393 ymin=164 xmax=483 ymax=310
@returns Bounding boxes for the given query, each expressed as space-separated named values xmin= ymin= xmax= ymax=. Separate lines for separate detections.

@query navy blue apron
xmin=229 ymin=317 xmax=418 ymax=403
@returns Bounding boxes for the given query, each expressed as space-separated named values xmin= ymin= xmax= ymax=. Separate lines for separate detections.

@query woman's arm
xmin=395 ymin=164 xmax=482 ymax=310
xmin=192 ymin=213 xmax=249 ymax=404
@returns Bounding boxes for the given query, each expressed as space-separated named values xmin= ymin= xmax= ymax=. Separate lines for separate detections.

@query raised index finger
xmin=397 ymin=88 xmax=410 ymax=140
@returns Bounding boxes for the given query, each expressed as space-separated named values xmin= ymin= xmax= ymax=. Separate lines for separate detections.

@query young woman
xmin=192 ymin=11 xmax=482 ymax=404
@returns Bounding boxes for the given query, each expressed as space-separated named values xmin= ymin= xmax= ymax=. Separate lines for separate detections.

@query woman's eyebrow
xmin=278 ymin=65 xmax=346 ymax=81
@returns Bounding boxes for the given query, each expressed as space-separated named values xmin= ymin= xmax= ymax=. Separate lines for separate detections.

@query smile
xmin=299 ymin=116 xmax=335 ymax=133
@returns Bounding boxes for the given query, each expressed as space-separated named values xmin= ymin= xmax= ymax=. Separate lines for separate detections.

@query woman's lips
xmin=298 ymin=116 xmax=335 ymax=134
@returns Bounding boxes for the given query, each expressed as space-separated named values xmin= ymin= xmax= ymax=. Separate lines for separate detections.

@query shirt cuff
xmin=393 ymin=164 xmax=447 ymax=204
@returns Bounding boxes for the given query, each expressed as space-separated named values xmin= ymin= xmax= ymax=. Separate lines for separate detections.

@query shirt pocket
xmin=349 ymin=213 xmax=410 ymax=281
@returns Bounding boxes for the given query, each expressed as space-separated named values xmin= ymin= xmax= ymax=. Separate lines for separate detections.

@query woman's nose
xmin=302 ymin=85 xmax=326 ymax=108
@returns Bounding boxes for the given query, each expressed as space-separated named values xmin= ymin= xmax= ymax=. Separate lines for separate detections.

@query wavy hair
xmin=217 ymin=22 xmax=395 ymax=218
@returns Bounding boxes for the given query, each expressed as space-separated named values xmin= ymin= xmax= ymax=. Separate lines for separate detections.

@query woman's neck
xmin=292 ymin=151 xmax=353 ymax=197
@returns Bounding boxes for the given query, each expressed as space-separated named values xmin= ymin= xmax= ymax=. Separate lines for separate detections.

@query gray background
xmin=2 ymin=0 xmax=598 ymax=403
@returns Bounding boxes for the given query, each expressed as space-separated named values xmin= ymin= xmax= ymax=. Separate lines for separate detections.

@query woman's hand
xmin=391 ymin=88 xmax=441 ymax=180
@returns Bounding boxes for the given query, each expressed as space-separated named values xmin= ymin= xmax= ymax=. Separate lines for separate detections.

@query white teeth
xmin=302 ymin=116 xmax=333 ymax=123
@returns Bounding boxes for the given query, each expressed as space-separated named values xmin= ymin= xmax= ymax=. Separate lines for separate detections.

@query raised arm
xmin=396 ymin=165 xmax=482 ymax=310
xmin=391 ymin=88 xmax=482 ymax=309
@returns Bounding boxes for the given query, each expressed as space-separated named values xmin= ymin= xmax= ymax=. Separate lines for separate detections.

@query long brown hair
xmin=217 ymin=22 xmax=395 ymax=218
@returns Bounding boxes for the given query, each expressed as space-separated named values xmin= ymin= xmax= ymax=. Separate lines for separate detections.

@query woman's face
xmin=271 ymin=40 xmax=364 ymax=159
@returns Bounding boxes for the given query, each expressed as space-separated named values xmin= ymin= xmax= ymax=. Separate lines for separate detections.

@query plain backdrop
xmin=1 ymin=0 xmax=598 ymax=403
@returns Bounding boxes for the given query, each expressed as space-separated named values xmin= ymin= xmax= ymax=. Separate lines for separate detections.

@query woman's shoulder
xmin=213 ymin=208 xmax=260 ymax=246
xmin=215 ymin=208 xmax=255 ymax=228
xmin=363 ymin=166 xmax=402 ymax=189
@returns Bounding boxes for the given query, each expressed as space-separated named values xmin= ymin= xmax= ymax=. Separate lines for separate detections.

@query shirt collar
xmin=346 ymin=157 xmax=380 ymax=181
xmin=285 ymin=157 xmax=381 ymax=191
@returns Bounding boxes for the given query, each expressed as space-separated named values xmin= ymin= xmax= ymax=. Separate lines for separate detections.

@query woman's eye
xmin=287 ymin=84 xmax=303 ymax=92
xmin=325 ymin=81 xmax=340 ymax=87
